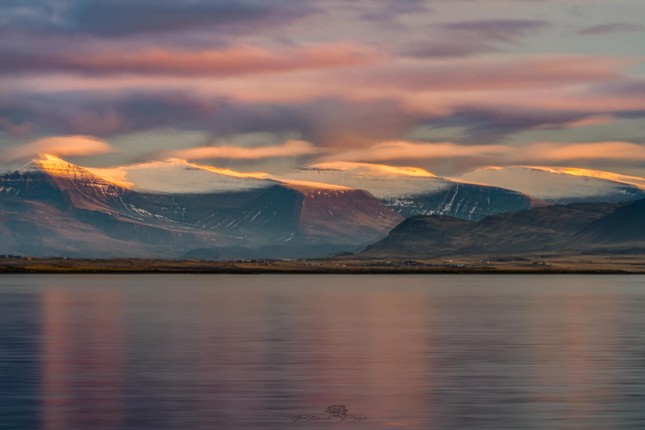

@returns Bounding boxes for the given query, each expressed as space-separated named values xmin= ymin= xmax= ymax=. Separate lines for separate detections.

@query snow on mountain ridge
xmin=19 ymin=155 xmax=355 ymax=195
xmin=520 ymin=166 xmax=645 ymax=189
xmin=26 ymin=153 xmax=103 ymax=179
xmin=456 ymin=165 xmax=645 ymax=203
xmin=308 ymin=161 xmax=437 ymax=177
xmin=87 ymin=158 xmax=276 ymax=194
xmin=286 ymin=161 xmax=449 ymax=199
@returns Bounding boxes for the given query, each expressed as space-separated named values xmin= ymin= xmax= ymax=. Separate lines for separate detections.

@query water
xmin=1 ymin=275 xmax=645 ymax=429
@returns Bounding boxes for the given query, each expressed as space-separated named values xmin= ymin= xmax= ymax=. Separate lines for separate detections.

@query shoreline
xmin=1 ymin=256 xmax=644 ymax=274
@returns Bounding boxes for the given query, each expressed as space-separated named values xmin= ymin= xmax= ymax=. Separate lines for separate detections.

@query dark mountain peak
xmin=577 ymin=197 xmax=645 ymax=243
xmin=362 ymin=202 xmax=620 ymax=258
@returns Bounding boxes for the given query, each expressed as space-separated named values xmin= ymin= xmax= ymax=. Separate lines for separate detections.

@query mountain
xmin=0 ymin=155 xmax=402 ymax=259
xmin=456 ymin=166 xmax=645 ymax=204
xmin=362 ymin=203 xmax=621 ymax=258
xmin=285 ymin=162 xmax=538 ymax=220
xmin=576 ymin=197 xmax=645 ymax=245
xmin=87 ymin=158 xmax=275 ymax=193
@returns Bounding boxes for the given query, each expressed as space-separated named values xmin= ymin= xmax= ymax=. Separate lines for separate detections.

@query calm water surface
xmin=1 ymin=275 xmax=645 ymax=429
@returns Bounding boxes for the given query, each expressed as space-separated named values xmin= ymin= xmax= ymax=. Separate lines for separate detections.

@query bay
xmin=1 ymin=275 xmax=645 ymax=429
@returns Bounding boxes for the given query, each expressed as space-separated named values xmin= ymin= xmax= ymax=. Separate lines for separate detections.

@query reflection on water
xmin=1 ymin=275 xmax=645 ymax=429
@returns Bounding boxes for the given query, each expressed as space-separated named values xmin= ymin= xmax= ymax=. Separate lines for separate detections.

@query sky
xmin=1 ymin=0 xmax=645 ymax=176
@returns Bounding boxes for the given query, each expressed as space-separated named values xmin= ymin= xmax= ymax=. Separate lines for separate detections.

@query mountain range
xmin=1 ymin=154 xmax=644 ymax=259
xmin=361 ymin=202 xmax=637 ymax=258
xmin=0 ymin=155 xmax=401 ymax=259
xmin=457 ymin=166 xmax=645 ymax=204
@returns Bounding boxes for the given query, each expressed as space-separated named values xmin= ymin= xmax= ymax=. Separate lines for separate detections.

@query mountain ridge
xmin=456 ymin=165 xmax=645 ymax=204
xmin=0 ymin=155 xmax=402 ymax=259
xmin=361 ymin=201 xmax=632 ymax=258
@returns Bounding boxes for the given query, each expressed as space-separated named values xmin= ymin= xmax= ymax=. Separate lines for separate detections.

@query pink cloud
xmin=330 ymin=140 xmax=645 ymax=165
xmin=517 ymin=141 xmax=645 ymax=162
xmin=162 ymin=140 xmax=321 ymax=160
xmin=341 ymin=54 xmax=629 ymax=92
xmin=2 ymin=135 xmax=115 ymax=162
xmin=6 ymin=43 xmax=379 ymax=77
xmin=331 ymin=141 xmax=513 ymax=162
xmin=537 ymin=114 xmax=616 ymax=129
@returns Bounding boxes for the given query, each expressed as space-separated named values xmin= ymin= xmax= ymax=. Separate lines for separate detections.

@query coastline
xmin=1 ymin=255 xmax=644 ymax=274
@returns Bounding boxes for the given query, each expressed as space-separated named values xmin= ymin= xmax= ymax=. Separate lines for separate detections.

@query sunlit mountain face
xmin=456 ymin=166 xmax=645 ymax=204
xmin=2 ymin=154 xmax=645 ymax=259
xmin=87 ymin=159 xmax=274 ymax=193
xmin=287 ymin=161 xmax=538 ymax=220
xmin=0 ymin=155 xmax=402 ymax=259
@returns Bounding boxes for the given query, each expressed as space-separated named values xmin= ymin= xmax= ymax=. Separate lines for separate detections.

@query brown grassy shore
xmin=1 ymin=255 xmax=644 ymax=274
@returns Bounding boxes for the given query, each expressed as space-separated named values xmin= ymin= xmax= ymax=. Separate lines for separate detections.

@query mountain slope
xmin=456 ymin=166 xmax=645 ymax=204
xmin=0 ymin=155 xmax=401 ymax=259
xmin=362 ymin=203 xmax=620 ymax=258
xmin=87 ymin=158 xmax=275 ymax=193
xmin=576 ymin=198 xmax=645 ymax=244
xmin=287 ymin=161 xmax=537 ymax=220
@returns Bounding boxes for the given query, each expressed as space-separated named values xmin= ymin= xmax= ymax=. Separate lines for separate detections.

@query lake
xmin=1 ymin=275 xmax=645 ymax=429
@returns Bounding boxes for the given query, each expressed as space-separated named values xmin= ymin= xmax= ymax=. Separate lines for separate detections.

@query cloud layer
xmin=331 ymin=140 xmax=645 ymax=167
xmin=1 ymin=0 xmax=645 ymax=175
xmin=161 ymin=140 xmax=320 ymax=160
xmin=2 ymin=135 xmax=114 ymax=162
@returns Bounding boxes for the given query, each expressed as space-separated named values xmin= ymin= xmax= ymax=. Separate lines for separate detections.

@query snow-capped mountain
xmin=87 ymin=158 xmax=276 ymax=194
xmin=456 ymin=166 xmax=645 ymax=204
xmin=286 ymin=162 xmax=537 ymax=220
xmin=284 ymin=161 xmax=450 ymax=198
xmin=0 ymin=155 xmax=401 ymax=259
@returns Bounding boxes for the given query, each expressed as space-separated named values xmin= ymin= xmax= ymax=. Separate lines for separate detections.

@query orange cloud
xmin=535 ymin=114 xmax=616 ymax=130
xmin=332 ymin=141 xmax=512 ymax=162
xmin=162 ymin=140 xmax=321 ymax=160
xmin=517 ymin=141 xmax=645 ymax=162
xmin=12 ymin=43 xmax=378 ymax=77
xmin=344 ymin=54 xmax=629 ymax=92
xmin=2 ymin=135 xmax=115 ymax=162
xmin=330 ymin=140 xmax=645 ymax=165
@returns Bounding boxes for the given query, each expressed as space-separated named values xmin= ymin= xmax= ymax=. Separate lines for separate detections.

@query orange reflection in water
xmin=42 ymin=288 xmax=126 ymax=430
xmin=285 ymin=286 xmax=433 ymax=428
xmin=526 ymin=291 xmax=621 ymax=428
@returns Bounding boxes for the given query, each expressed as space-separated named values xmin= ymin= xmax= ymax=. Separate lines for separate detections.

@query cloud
xmin=401 ymin=19 xmax=550 ymax=58
xmin=0 ymin=91 xmax=420 ymax=146
xmin=441 ymin=19 xmax=550 ymax=42
xmin=424 ymin=108 xmax=621 ymax=143
xmin=516 ymin=141 xmax=645 ymax=162
xmin=0 ymin=43 xmax=377 ymax=77
xmin=2 ymin=135 xmax=115 ymax=161
xmin=579 ymin=23 xmax=645 ymax=35
xmin=160 ymin=140 xmax=320 ymax=160
xmin=354 ymin=54 xmax=629 ymax=93
xmin=401 ymin=40 xmax=497 ymax=59
xmin=331 ymin=141 xmax=512 ymax=162
xmin=0 ymin=0 xmax=316 ymax=37
xmin=540 ymin=114 xmax=616 ymax=129
xmin=328 ymin=139 xmax=645 ymax=166
xmin=359 ymin=0 xmax=431 ymax=29
xmin=0 ymin=117 xmax=32 ymax=137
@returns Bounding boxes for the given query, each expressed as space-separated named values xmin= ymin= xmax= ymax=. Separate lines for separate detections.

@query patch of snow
xmin=456 ymin=166 xmax=645 ymax=201
xmin=284 ymin=161 xmax=451 ymax=198
xmin=87 ymin=158 xmax=276 ymax=194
